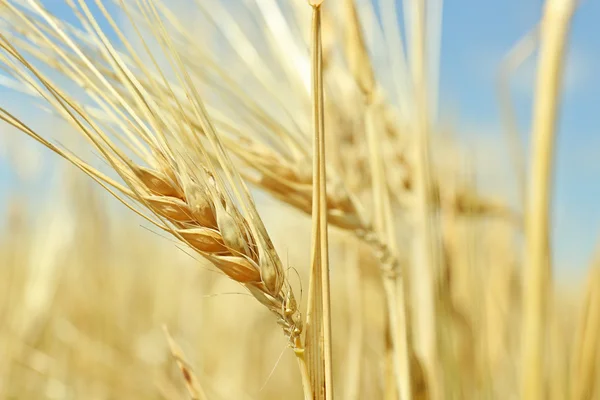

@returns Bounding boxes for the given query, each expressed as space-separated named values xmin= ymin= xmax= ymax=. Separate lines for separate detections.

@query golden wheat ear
xmin=0 ymin=0 xmax=306 ymax=358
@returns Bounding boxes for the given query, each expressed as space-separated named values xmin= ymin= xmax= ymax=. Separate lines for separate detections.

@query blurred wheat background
xmin=0 ymin=0 xmax=599 ymax=399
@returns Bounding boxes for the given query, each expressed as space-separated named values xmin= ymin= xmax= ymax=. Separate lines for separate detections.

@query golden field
xmin=0 ymin=0 xmax=598 ymax=399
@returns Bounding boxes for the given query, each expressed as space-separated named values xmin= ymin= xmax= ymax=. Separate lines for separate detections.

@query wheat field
xmin=0 ymin=0 xmax=598 ymax=399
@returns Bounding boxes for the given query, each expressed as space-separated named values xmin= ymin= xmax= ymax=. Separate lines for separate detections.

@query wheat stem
xmin=314 ymin=1 xmax=334 ymax=396
xmin=306 ymin=0 xmax=333 ymax=400
xmin=522 ymin=0 xmax=576 ymax=398
xmin=408 ymin=0 xmax=440 ymax=396
xmin=305 ymin=1 xmax=334 ymax=398
xmin=294 ymin=342 xmax=314 ymax=400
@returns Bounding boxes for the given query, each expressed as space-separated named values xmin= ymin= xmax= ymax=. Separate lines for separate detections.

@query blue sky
xmin=1 ymin=0 xmax=599 ymax=276
xmin=437 ymin=0 xmax=600 ymax=275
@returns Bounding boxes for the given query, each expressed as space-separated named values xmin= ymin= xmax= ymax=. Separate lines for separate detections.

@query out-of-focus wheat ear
xmin=569 ymin=257 xmax=600 ymax=400
xmin=304 ymin=1 xmax=333 ymax=399
xmin=497 ymin=25 xmax=539 ymax=209
xmin=341 ymin=0 xmax=375 ymax=97
xmin=341 ymin=0 xmax=412 ymax=398
xmin=521 ymin=0 xmax=577 ymax=399
xmin=162 ymin=326 xmax=208 ymax=400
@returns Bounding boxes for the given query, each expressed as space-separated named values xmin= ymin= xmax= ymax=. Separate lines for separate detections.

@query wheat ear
xmin=0 ymin=0 xmax=310 ymax=392
xmin=341 ymin=0 xmax=412 ymax=398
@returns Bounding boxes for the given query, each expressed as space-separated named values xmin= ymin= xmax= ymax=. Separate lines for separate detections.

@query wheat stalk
xmin=304 ymin=1 xmax=334 ymax=398
xmin=522 ymin=0 xmax=577 ymax=398
xmin=407 ymin=0 xmax=442 ymax=396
